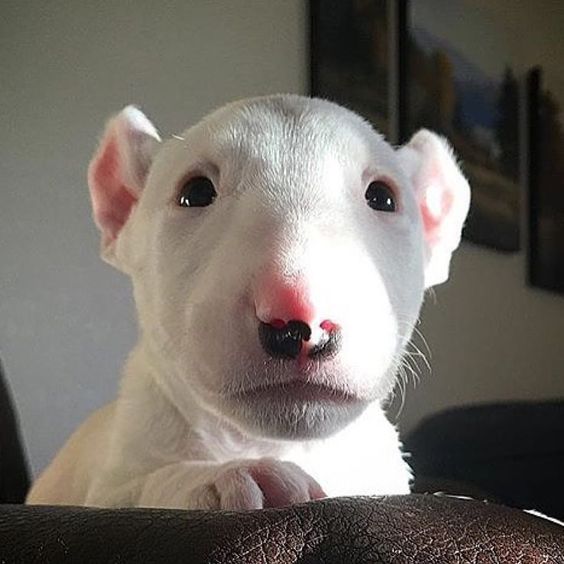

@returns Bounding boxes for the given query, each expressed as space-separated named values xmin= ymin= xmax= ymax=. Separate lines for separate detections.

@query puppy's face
xmin=89 ymin=96 xmax=470 ymax=440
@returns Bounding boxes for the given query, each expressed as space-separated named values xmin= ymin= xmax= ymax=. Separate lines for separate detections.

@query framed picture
xmin=405 ymin=1 xmax=522 ymax=252
xmin=310 ymin=0 xmax=392 ymax=138
xmin=527 ymin=67 xmax=564 ymax=294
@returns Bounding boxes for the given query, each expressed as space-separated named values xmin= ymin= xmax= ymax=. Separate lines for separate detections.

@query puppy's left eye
xmin=177 ymin=176 xmax=217 ymax=207
xmin=365 ymin=181 xmax=396 ymax=212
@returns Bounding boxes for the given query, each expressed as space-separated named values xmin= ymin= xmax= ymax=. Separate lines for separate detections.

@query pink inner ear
xmin=89 ymin=136 xmax=138 ymax=242
xmin=419 ymin=166 xmax=454 ymax=246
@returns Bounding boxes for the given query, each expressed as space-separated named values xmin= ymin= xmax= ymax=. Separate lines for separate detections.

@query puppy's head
xmin=88 ymin=96 xmax=470 ymax=440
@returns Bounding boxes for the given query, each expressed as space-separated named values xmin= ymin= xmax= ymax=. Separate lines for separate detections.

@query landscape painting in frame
xmin=406 ymin=1 xmax=521 ymax=251
xmin=528 ymin=68 xmax=564 ymax=294
xmin=310 ymin=0 xmax=391 ymax=138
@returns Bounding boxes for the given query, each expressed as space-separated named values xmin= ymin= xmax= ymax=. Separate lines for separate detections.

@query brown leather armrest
xmin=1 ymin=495 xmax=562 ymax=563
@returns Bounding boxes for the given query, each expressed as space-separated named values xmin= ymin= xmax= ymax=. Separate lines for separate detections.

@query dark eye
xmin=365 ymin=181 xmax=397 ymax=212
xmin=177 ymin=176 xmax=217 ymax=207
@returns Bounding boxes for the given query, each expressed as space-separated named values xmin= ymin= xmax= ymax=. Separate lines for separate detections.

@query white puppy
xmin=27 ymin=95 xmax=470 ymax=509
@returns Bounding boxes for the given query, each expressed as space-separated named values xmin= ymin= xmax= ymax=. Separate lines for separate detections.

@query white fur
xmin=27 ymin=95 xmax=470 ymax=509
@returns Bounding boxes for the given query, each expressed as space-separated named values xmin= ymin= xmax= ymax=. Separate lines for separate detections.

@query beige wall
xmin=2 ymin=0 xmax=562 ymax=474
xmin=399 ymin=244 xmax=564 ymax=433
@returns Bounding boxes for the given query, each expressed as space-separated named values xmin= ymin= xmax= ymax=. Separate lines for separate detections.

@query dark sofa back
xmin=0 ymin=361 xmax=30 ymax=503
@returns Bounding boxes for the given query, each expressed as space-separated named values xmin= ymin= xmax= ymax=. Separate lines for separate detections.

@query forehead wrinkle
xmin=206 ymin=112 xmax=326 ymax=188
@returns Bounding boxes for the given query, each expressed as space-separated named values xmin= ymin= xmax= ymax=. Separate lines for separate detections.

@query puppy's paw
xmin=190 ymin=458 xmax=325 ymax=511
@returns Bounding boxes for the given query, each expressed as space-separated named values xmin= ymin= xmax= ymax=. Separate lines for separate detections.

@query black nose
xmin=259 ymin=320 xmax=311 ymax=359
xmin=258 ymin=320 xmax=342 ymax=360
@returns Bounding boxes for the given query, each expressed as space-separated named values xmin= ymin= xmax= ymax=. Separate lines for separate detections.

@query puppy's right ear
xmin=88 ymin=106 xmax=161 ymax=261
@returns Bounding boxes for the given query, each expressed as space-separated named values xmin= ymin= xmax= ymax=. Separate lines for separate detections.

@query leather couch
xmin=2 ymin=494 xmax=564 ymax=563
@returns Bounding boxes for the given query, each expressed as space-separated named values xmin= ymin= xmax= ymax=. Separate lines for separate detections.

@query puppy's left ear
xmin=398 ymin=130 xmax=471 ymax=287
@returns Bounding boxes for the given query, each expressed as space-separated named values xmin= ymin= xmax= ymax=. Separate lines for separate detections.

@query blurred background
xmin=1 ymin=0 xmax=563 ymax=484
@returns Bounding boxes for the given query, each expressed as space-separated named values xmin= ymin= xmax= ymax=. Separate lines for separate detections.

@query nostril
xmin=287 ymin=320 xmax=312 ymax=342
xmin=309 ymin=325 xmax=342 ymax=360
xmin=259 ymin=320 xmax=312 ymax=359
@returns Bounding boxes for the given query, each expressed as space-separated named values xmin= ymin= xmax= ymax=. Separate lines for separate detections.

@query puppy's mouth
xmin=222 ymin=376 xmax=369 ymax=440
xmin=233 ymin=379 xmax=362 ymax=405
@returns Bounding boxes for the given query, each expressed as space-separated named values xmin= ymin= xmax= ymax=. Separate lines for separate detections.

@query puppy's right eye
xmin=177 ymin=176 xmax=217 ymax=207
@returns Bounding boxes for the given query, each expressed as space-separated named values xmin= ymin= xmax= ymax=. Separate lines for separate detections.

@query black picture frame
xmin=309 ymin=0 xmax=395 ymax=140
xmin=526 ymin=66 xmax=564 ymax=294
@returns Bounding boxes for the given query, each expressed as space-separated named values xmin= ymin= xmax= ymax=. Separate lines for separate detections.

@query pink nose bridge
xmin=255 ymin=276 xmax=315 ymax=326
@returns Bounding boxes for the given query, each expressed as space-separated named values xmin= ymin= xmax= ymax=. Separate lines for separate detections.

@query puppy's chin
xmin=221 ymin=383 xmax=369 ymax=440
